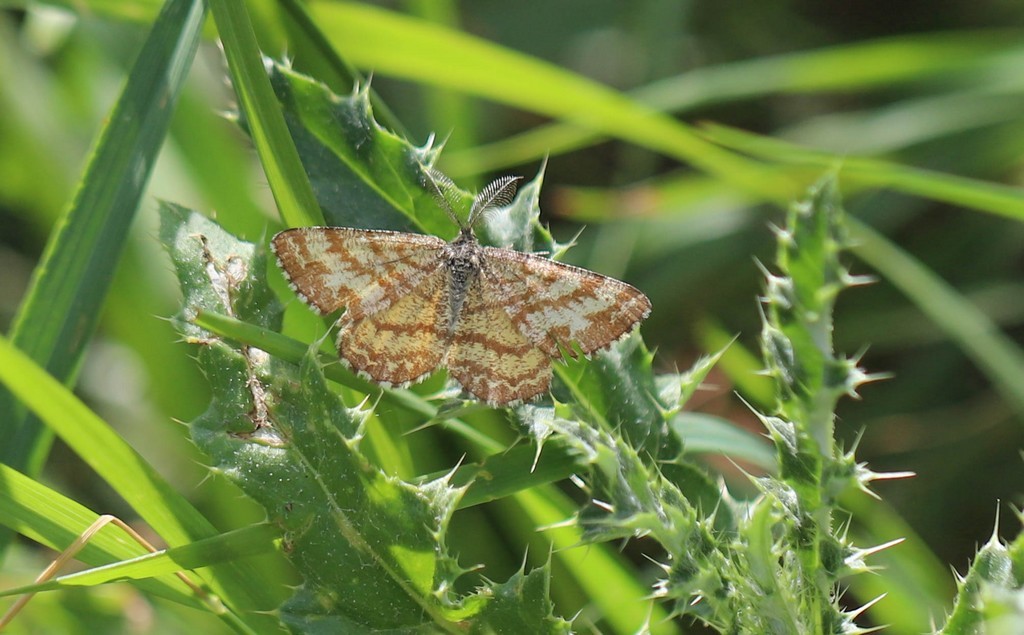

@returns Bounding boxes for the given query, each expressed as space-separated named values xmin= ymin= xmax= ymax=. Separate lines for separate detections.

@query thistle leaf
xmin=161 ymin=204 xmax=568 ymax=632
xmin=940 ymin=528 xmax=1024 ymax=634
xmin=268 ymin=61 xmax=442 ymax=234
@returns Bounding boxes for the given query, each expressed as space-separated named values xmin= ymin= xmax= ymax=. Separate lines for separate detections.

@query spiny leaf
xmin=553 ymin=334 xmax=662 ymax=453
xmin=940 ymin=528 xmax=1024 ymax=634
xmin=268 ymin=61 xmax=563 ymax=264
xmin=159 ymin=202 xmax=282 ymax=340
xmin=739 ymin=174 xmax=879 ymax=633
xmin=472 ymin=566 xmax=573 ymax=634
xmin=161 ymin=205 xmax=568 ymax=632
xmin=545 ymin=175 xmax=885 ymax=633
xmin=268 ymin=61 xmax=442 ymax=234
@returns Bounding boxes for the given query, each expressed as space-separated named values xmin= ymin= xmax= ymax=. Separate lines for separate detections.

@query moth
xmin=271 ymin=174 xmax=651 ymax=405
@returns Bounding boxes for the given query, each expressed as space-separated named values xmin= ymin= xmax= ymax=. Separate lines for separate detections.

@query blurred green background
xmin=1 ymin=0 xmax=1023 ymax=632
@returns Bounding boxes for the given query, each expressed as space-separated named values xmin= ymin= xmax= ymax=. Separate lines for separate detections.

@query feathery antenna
xmin=425 ymin=168 xmax=464 ymax=228
xmin=468 ymin=176 xmax=521 ymax=227
xmin=425 ymin=170 xmax=521 ymax=230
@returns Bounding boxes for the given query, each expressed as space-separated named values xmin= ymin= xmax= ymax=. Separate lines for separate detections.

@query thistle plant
xmin=513 ymin=176 xmax=899 ymax=634
xmin=6 ymin=4 xmax=1024 ymax=634
xmin=156 ymin=53 xmax=903 ymax=631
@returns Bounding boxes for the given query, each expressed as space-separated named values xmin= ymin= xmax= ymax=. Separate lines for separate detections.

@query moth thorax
xmin=444 ymin=232 xmax=483 ymax=334
xmin=445 ymin=232 xmax=482 ymax=285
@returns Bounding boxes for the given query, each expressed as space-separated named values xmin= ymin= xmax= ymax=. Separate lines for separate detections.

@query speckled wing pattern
xmin=269 ymin=227 xmax=446 ymax=320
xmin=339 ymin=267 xmax=453 ymax=387
xmin=271 ymin=227 xmax=448 ymax=387
xmin=480 ymin=247 xmax=652 ymax=359
xmin=271 ymin=227 xmax=651 ymax=405
xmin=446 ymin=277 xmax=552 ymax=405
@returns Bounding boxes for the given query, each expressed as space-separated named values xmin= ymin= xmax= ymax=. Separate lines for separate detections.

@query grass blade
xmin=0 ymin=524 xmax=277 ymax=597
xmin=0 ymin=0 xmax=206 ymax=478
xmin=702 ymin=123 xmax=1024 ymax=222
xmin=209 ymin=0 xmax=322 ymax=228
xmin=443 ymin=30 xmax=1016 ymax=175
xmin=0 ymin=464 xmax=201 ymax=608
xmin=850 ymin=218 xmax=1024 ymax=420
xmin=309 ymin=2 xmax=794 ymax=201
xmin=0 ymin=334 xmax=286 ymax=633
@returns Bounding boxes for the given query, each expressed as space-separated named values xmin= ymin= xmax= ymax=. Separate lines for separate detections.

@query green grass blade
xmin=0 ymin=0 xmax=206 ymax=477
xmin=404 ymin=0 xmax=480 ymax=159
xmin=0 ymin=334 xmax=286 ymax=633
xmin=0 ymin=524 xmax=277 ymax=598
xmin=309 ymin=2 xmax=794 ymax=201
xmin=443 ymin=30 xmax=1017 ymax=175
xmin=170 ymin=88 xmax=276 ymax=241
xmin=850 ymin=218 xmax=1024 ymax=420
xmin=209 ymin=0 xmax=322 ymax=228
xmin=0 ymin=464 xmax=201 ymax=608
xmin=702 ymin=123 xmax=1024 ymax=222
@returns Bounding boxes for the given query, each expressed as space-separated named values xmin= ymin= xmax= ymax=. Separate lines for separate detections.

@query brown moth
xmin=271 ymin=175 xmax=650 ymax=405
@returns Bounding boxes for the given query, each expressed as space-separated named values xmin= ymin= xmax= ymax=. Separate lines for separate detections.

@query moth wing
xmin=481 ymin=247 xmax=651 ymax=358
xmin=271 ymin=227 xmax=445 ymax=321
xmin=339 ymin=267 xmax=450 ymax=387
xmin=446 ymin=278 xmax=550 ymax=405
